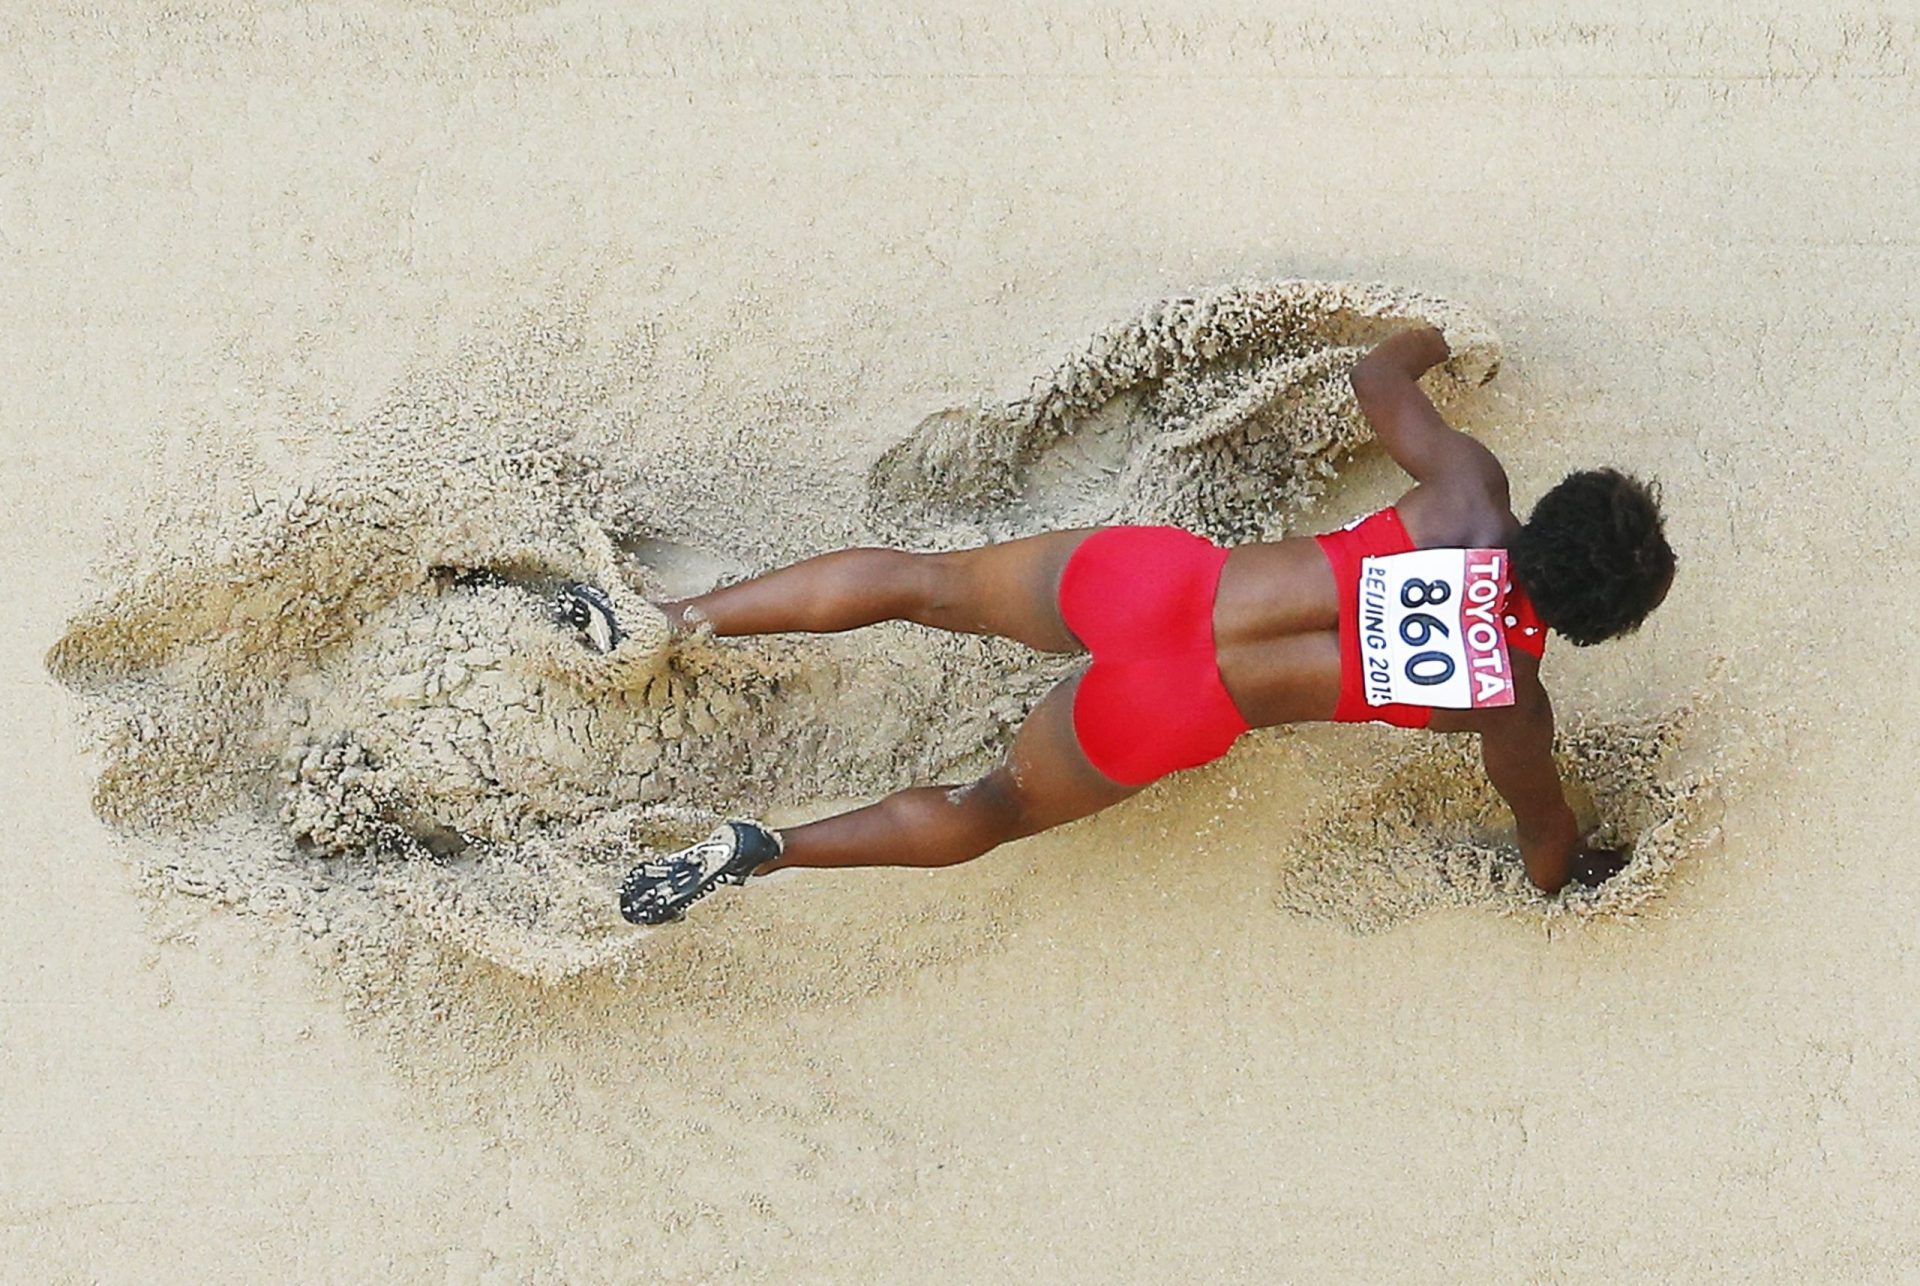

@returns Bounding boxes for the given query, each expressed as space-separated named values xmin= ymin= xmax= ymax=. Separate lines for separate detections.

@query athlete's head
xmin=1511 ymin=468 xmax=1674 ymax=647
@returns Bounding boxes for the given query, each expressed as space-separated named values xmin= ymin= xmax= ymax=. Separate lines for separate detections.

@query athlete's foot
xmin=653 ymin=598 xmax=706 ymax=637
xmin=619 ymin=820 xmax=784 ymax=925
xmin=556 ymin=582 xmax=624 ymax=654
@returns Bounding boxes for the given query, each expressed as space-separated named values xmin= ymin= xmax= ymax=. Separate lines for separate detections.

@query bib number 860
xmin=1398 ymin=579 xmax=1454 ymax=686
xmin=1360 ymin=547 xmax=1515 ymax=711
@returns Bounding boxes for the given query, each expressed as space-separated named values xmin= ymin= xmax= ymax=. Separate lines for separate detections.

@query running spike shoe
xmin=619 ymin=820 xmax=784 ymax=925
xmin=555 ymin=581 xmax=624 ymax=655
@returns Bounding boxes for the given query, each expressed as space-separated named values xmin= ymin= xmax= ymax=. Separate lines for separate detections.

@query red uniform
xmin=1056 ymin=511 xmax=1550 ymax=786
xmin=1312 ymin=507 xmax=1547 ymax=729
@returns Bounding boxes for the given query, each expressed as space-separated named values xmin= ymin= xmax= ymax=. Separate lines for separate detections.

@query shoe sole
xmin=620 ymin=823 xmax=780 ymax=926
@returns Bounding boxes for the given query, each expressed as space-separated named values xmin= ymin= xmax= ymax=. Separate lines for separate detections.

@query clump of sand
xmin=47 ymin=278 xmax=1705 ymax=993
xmin=869 ymin=278 xmax=1500 ymax=545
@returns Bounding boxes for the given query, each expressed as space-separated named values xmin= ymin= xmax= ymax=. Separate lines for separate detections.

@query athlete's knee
xmin=857 ymin=779 xmax=996 ymax=868
xmin=948 ymin=768 xmax=1037 ymax=845
xmin=909 ymin=550 xmax=981 ymax=629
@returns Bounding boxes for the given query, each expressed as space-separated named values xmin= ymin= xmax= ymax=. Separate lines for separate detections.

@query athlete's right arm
xmin=1475 ymin=691 xmax=1582 ymax=895
xmin=1350 ymin=327 xmax=1508 ymax=498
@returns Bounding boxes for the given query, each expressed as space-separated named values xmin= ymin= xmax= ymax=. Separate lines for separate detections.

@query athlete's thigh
xmin=920 ymin=527 xmax=1098 ymax=653
xmin=995 ymin=670 xmax=1143 ymax=833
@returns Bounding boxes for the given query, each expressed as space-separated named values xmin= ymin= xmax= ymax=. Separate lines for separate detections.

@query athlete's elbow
xmin=1353 ymin=328 xmax=1446 ymax=394
xmin=1349 ymin=359 xmax=1391 ymax=405
xmin=1350 ymin=359 xmax=1417 ymax=426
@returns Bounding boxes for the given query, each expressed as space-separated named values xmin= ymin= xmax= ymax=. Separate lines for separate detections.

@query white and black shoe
xmin=556 ymin=582 xmax=624 ymax=654
xmin=619 ymin=820 xmax=784 ymax=925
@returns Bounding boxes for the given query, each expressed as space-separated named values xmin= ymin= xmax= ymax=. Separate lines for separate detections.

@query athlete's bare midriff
xmin=1208 ymin=536 xmax=1346 ymax=729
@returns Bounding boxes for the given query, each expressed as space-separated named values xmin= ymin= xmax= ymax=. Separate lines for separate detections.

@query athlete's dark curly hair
xmin=1510 ymin=468 xmax=1675 ymax=647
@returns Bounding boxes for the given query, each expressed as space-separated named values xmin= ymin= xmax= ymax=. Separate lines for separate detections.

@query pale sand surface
xmin=5 ymin=3 xmax=1918 ymax=1280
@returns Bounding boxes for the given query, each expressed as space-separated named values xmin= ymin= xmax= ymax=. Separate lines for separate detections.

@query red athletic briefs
xmin=1313 ymin=506 xmax=1548 ymax=728
xmin=1057 ymin=525 xmax=1251 ymax=787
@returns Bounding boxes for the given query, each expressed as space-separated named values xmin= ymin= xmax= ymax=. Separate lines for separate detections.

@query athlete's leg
xmin=755 ymin=671 xmax=1140 ymax=873
xmin=658 ymin=529 xmax=1096 ymax=654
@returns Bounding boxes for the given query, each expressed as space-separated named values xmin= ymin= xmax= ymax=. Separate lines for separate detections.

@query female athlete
xmin=596 ymin=326 xmax=1676 ymax=924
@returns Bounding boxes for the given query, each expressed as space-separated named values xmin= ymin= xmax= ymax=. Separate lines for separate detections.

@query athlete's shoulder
xmin=1395 ymin=481 xmax=1520 ymax=550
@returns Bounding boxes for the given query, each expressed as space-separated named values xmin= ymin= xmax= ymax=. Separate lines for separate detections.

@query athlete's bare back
xmin=1210 ymin=456 xmax=1536 ymax=728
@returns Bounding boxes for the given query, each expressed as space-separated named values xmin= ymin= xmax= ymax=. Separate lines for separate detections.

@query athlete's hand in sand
xmin=1568 ymin=843 xmax=1630 ymax=888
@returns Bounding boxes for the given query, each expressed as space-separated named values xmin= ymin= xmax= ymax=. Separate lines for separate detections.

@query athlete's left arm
xmin=1350 ymin=326 xmax=1507 ymax=496
xmin=1459 ymin=686 xmax=1628 ymax=895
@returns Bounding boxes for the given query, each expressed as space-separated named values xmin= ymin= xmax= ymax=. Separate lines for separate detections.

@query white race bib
xmin=1358 ymin=548 xmax=1516 ymax=710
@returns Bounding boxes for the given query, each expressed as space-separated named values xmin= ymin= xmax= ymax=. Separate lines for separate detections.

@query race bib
xmin=1358 ymin=548 xmax=1516 ymax=710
